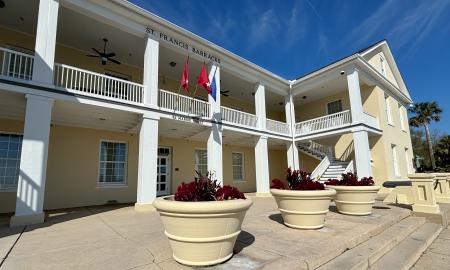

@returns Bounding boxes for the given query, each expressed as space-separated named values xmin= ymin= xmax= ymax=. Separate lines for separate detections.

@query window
xmin=98 ymin=141 xmax=127 ymax=185
xmin=405 ymin=148 xmax=412 ymax=174
xmin=391 ymin=144 xmax=400 ymax=177
xmin=399 ymin=105 xmax=407 ymax=131
xmin=385 ymin=94 xmax=394 ymax=125
xmin=0 ymin=133 xmax=23 ymax=190
xmin=380 ymin=55 xmax=386 ymax=76
xmin=195 ymin=149 xmax=208 ymax=176
xmin=327 ymin=100 xmax=343 ymax=115
xmin=232 ymin=153 xmax=244 ymax=181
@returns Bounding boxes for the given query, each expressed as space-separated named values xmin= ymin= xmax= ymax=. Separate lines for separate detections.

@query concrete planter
xmin=328 ymin=185 xmax=381 ymax=215
xmin=270 ymin=188 xmax=336 ymax=229
xmin=153 ymin=196 xmax=253 ymax=266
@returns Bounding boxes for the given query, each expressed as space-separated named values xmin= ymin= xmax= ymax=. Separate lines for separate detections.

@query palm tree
xmin=409 ymin=102 xmax=443 ymax=170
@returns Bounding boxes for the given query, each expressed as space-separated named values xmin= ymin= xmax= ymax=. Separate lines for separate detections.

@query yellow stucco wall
xmin=0 ymin=118 xmax=287 ymax=213
xmin=295 ymin=90 xmax=350 ymax=122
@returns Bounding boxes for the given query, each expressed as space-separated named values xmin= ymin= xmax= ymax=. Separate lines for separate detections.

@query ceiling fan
xmin=220 ymin=90 xmax=230 ymax=97
xmin=86 ymin=38 xmax=121 ymax=66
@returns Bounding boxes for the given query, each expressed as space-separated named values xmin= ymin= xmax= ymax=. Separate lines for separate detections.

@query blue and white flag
xmin=210 ymin=67 xmax=217 ymax=101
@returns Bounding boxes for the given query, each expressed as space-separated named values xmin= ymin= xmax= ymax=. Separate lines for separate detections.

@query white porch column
xmin=10 ymin=95 xmax=53 ymax=227
xmin=255 ymin=136 xmax=270 ymax=195
xmin=135 ymin=113 xmax=159 ymax=211
xmin=143 ymin=34 xmax=159 ymax=108
xmin=207 ymin=64 xmax=223 ymax=183
xmin=285 ymin=93 xmax=299 ymax=170
xmin=254 ymin=83 xmax=266 ymax=130
xmin=32 ymin=0 xmax=59 ymax=85
xmin=352 ymin=129 xmax=372 ymax=177
xmin=346 ymin=67 xmax=364 ymax=124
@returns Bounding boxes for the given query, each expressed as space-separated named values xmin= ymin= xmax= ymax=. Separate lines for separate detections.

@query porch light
xmin=169 ymin=61 xmax=176 ymax=67
xmin=302 ymin=96 xmax=307 ymax=99
xmin=0 ymin=0 xmax=5 ymax=8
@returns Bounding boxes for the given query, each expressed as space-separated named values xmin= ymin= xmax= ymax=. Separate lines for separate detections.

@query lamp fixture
xmin=169 ymin=61 xmax=176 ymax=67
xmin=0 ymin=0 xmax=5 ymax=8
xmin=302 ymin=96 xmax=307 ymax=99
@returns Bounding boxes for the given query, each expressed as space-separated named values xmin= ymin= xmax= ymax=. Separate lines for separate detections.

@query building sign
xmin=146 ymin=27 xmax=221 ymax=64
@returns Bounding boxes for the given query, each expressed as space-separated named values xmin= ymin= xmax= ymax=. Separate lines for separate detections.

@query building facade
xmin=0 ymin=0 xmax=414 ymax=226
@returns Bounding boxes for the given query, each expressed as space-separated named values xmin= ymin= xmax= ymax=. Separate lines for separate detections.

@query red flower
xmin=324 ymin=173 xmax=375 ymax=186
xmin=216 ymin=185 xmax=246 ymax=200
xmin=270 ymin=179 xmax=286 ymax=189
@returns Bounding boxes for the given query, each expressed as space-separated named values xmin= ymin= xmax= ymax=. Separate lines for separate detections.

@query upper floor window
xmin=98 ymin=140 xmax=127 ymax=186
xmin=0 ymin=133 xmax=23 ymax=190
xmin=195 ymin=149 xmax=208 ymax=176
xmin=327 ymin=100 xmax=342 ymax=115
xmin=380 ymin=55 xmax=386 ymax=77
xmin=385 ymin=94 xmax=394 ymax=125
xmin=232 ymin=152 xmax=244 ymax=181
xmin=399 ymin=104 xmax=407 ymax=131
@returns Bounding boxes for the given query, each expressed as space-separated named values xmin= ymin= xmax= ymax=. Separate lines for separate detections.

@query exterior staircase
xmin=297 ymin=141 xmax=352 ymax=181
xmin=319 ymin=160 xmax=350 ymax=181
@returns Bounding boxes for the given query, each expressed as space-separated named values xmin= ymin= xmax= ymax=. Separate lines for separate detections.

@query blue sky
xmin=130 ymin=0 xmax=450 ymax=133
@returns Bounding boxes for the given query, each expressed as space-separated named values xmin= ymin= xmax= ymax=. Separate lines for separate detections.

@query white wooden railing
xmin=0 ymin=47 xmax=34 ymax=80
xmin=158 ymin=89 xmax=210 ymax=117
xmin=295 ymin=110 xmax=352 ymax=136
xmin=298 ymin=140 xmax=334 ymax=158
xmin=311 ymin=156 xmax=331 ymax=180
xmin=266 ymin=119 xmax=291 ymax=135
xmin=221 ymin=106 xmax=258 ymax=128
xmin=343 ymin=160 xmax=354 ymax=174
xmin=363 ymin=112 xmax=380 ymax=129
xmin=54 ymin=64 xmax=145 ymax=104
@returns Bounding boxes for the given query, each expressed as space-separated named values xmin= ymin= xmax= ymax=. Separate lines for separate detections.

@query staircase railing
xmin=298 ymin=140 xmax=334 ymax=159
xmin=311 ymin=156 xmax=331 ymax=180
xmin=343 ymin=160 xmax=354 ymax=174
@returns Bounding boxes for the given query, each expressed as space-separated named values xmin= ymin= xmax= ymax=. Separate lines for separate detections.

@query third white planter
xmin=328 ymin=185 xmax=381 ymax=215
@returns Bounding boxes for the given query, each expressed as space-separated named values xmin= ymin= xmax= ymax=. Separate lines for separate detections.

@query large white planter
xmin=153 ymin=196 xmax=253 ymax=266
xmin=270 ymin=188 xmax=336 ymax=229
xmin=328 ymin=185 xmax=381 ymax=215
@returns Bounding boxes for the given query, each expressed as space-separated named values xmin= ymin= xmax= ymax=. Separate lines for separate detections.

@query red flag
xmin=197 ymin=63 xmax=211 ymax=93
xmin=180 ymin=56 xmax=189 ymax=92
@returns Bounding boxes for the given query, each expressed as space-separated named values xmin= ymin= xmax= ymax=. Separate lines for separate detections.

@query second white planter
xmin=328 ymin=185 xmax=381 ymax=215
xmin=270 ymin=188 xmax=336 ymax=229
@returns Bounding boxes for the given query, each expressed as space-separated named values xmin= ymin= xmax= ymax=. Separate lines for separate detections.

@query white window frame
xmin=399 ymin=105 xmax=407 ymax=131
xmin=380 ymin=55 xmax=386 ymax=77
xmin=405 ymin=148 xmax=413 ymax=175
xmin=326 ymin=100 xmax=343 ymax=115
xmin=391 ymin=144 xmax=400 ymax=177
xmin=0 ymin=132 xmax=23 ymax=192
xmin=232 ymin=152 xmax=245 ymax=181
xmin=385 ymin=94 xmax=394 ymax=126
xmin=194 ymin=149 xmax=208 ymax=176
xmin=97 ymin=140 xmax=128 ymax=187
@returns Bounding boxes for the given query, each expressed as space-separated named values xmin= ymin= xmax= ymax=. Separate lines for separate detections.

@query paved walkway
xmin=0 ymin=197 xmax=412 ymax=270
xmin=412 ymin=224 xmax=450 ymax=270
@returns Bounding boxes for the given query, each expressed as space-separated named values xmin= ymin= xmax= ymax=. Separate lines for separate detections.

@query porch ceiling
xmin=0 ymin=90 xmax=140 ymax=133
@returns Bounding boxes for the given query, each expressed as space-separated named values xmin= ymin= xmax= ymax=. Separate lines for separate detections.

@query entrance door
xmin=157 ymin=147 xmax=171 ymax=196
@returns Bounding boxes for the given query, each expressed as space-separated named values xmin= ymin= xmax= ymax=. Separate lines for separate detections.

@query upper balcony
xmin=0 ymin=0 xmax=291 ymax=138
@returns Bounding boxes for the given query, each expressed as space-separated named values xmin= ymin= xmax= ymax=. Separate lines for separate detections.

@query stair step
xmin=318 ymin=217 xmax=426 ymax=270
xmin=326 ymin=168 xmax=346 ymax=172
xmin=369 ymin=223 xmax=442 ymax=270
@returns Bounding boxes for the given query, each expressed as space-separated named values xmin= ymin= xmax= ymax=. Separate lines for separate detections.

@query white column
xmin=143 ymin=34 xmax=159 ymax=108
xmin=254 ymin=83 xmax=266 ymax=130
xmin=352 ymin=129 xmax=372 ymax=177
xmin=207 ymin=64 xmax=223 ymax=184
xmin=10 ymin=95 xmax=53 ymax=227
xmin=32 ymin=0 xmax=59 ymax=85
xmin=285 ymin=93 xmax=299 ymax=170
xmin=346 ymin=67 xmax=364 ymax=124
xmin=135 ymin=113 xmax=159 ymax=211
xmin=255 ymin=136 xmax=270 ymax=195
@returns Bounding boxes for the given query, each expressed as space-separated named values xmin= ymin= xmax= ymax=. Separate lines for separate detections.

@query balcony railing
xmin=221 ymin=106 xmax=258 ymax=128
xmin=159 ymin=89 xmax=210 ymax=118
xmin=363 ymin=112 xmax=380 ymax=129
xmin=54 ymin=64 xmax=145 ymax=104
xmin=0 ymin=47 xmax=34 ymax=80
xmin=266 ymin=118 xmax=290 ymax=135
xmin=295 ymin=110 xmax=352 ymax=136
